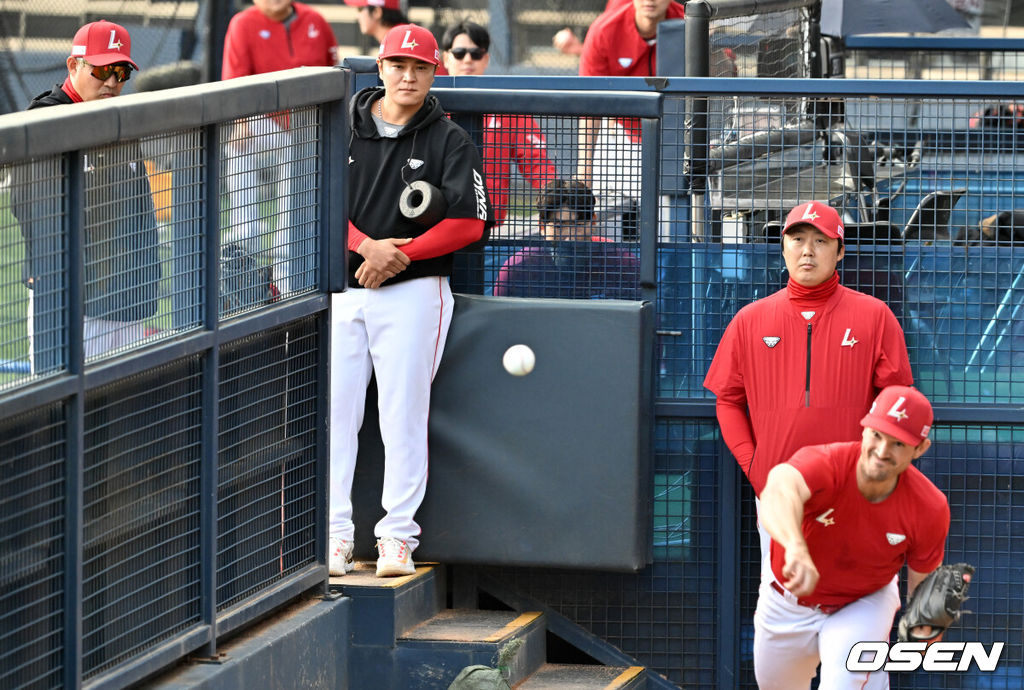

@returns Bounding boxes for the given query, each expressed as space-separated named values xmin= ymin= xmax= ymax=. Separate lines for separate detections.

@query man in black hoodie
xmin=328 ymin=23 xmax=492 ymax=577
xmin=11 ymin=20 xmax=159 ymax=372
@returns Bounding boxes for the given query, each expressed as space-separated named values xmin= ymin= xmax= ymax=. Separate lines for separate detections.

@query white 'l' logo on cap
xmin=887 ymin=397 xmax=908 ymax=421
xmin=400 ymin=31 xmax=418 ymax=50
xmin=801 ymin=203 xmax=819 ymax=221
xmin=108 ymin=29 xmax=122 ymax=50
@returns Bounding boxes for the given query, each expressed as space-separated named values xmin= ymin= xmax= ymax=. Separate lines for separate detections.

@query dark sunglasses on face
xmin=88 ymin=62 xmax=132 ymax=83
xmin=449 ymin=47 xmax=486 ymax=61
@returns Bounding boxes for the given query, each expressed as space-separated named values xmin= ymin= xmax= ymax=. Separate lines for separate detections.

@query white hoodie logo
xmin=618 ymin=57 xmax=633 ymax=68
xmin=472 ymin=169 xmax=488 ymax=221
xmin=408 ymin=158 xmax=424 ymax=170
xmin=886 ymin=533 xmax=906 ymax=545
xmin=762 ymin=336 xmax=781 ymax=348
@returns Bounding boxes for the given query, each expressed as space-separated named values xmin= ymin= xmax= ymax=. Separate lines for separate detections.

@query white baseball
xmin=502 ymin=344 xmax=535 ymax=377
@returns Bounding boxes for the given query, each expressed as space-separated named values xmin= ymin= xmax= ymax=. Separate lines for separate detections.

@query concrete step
xmin=515 ymin=663 xmax=647 ymax=689
xmin=396 ymin=609 xmax=548 ymax=688
xmin=329 ymin=560 xmax=445 ymax=646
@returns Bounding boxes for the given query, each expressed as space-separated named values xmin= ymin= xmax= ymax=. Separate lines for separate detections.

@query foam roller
xmin=399 ymin=180 xmax=448 ymax=227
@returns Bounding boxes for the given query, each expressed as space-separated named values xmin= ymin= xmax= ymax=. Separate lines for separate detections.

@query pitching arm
xmin=759 ymin=464 xmax=818 ymax=597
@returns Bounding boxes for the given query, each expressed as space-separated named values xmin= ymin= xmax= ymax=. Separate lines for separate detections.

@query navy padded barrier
xmin=350 ymin=294 xmax=654 ymax=571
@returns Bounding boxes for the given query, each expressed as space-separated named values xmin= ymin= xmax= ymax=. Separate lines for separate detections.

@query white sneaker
xmin=329 ymin=537 xmax=354 ymax=576
xmin=375 ymin=537 xmax=415 ymax=577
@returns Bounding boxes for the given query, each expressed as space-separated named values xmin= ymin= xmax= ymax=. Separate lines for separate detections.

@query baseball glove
xmin=897 ymin=562 xmax=974 ymax=643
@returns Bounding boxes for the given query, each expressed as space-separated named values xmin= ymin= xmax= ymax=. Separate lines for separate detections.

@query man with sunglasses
xmin=28 ymin=20 xmax=138 ymax=106
xmin=440 ymin=21 xmax=557 ymax=230
xmin=13 ymin=20 xmax=160 ymax=371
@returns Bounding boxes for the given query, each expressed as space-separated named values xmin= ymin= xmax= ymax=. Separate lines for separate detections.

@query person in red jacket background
xmin=440 ymin=20 xmax=557 ymax=229
xmin=552 ymin=0 xmax=633 ymax=57
xmin=221 ymin=0 xmax=338 ymax=292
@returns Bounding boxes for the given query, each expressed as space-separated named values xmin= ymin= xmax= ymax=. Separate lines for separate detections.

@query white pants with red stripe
xmin=328 ymin=276 xmax=453 ymax=552
xmin=753 ymin=575 xmax=901 ymax=690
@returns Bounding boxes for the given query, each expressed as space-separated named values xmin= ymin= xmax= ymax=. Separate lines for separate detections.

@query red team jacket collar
xmin=786 ymin=271 xmax=839 ymax=306
xmin=61 ymin=77 xmax=84 ymax=103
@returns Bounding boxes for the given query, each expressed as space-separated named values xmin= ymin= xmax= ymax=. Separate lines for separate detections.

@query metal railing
xmin=430 ymin=72 xmax=1024 ymax=689
xmin=3 ymin=47 xmax=1024 ymax=690
xmin=0 ymin=66 xmax=345 ymax=689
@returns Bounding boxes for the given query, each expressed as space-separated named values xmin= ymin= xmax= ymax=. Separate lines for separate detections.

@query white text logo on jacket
xmin=472 ymin=169 xmax=487 ymax=220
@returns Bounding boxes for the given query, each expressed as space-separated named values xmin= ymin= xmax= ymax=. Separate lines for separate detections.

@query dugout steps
xmin=332 ymin=561 xmax=648 ymax=689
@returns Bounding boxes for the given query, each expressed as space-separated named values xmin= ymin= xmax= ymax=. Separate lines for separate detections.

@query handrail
xmin=0 ymin=66 xmax=345 ymax=162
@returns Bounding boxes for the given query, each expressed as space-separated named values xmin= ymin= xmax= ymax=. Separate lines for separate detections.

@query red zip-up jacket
xmin=704 ymin=279 xmax=913 ymax=495
xmin=222 ymin=2 xmax=337 ymax=80
xmin=579 ymin=1 xmax=685 ymax=143
xmin=482 ymin=114 xmax=556 ymax=226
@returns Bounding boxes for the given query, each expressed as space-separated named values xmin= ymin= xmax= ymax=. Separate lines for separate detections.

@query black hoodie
xmin=347 ymin=86 xmax=492 ymax=287
xmin=12 ymin=83 xmax=160 ymax=322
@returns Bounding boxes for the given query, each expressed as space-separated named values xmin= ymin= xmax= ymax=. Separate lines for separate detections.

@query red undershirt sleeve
xmin=716 ymin=398 xmax=756 ymax=470
xmin=400 ymin=217 xmax=484 ymax=261
xmin=347 ymin=221 xmax=370 ymax=252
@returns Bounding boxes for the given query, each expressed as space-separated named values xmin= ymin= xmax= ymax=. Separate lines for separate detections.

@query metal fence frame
xmin=4 ymin=54 xmax=1024 ymax=688
xmin=427 ymin=72 xmax=1024 ymax=688
xmin=0 ymin=66 xmax=347 ymax=689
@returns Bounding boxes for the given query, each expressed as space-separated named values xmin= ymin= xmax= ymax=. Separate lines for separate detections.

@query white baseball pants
xmin=753 ymin=575 xmax=901 ymax=690
xmin=27 ymin=290 xmax=146 ymax=373
xmin=328 ymin=276 xmax=454 ymax=552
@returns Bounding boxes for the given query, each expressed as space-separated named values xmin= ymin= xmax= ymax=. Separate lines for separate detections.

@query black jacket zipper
xmin=805 ymin=323 xmax=812 ymax=406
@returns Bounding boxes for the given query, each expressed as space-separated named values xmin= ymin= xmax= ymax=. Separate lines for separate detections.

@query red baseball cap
xmin=861 ymin=385 xmax=933 ymax=446
xmin=782 ymin=201 xmax=844 ymax=241
xmin=70 ymin=20 xmax=138 ymax=69
xmin=378 ymin=24 xmax=440 ymax=65
xmin=345 ymin=0 xmax=403 ymax=8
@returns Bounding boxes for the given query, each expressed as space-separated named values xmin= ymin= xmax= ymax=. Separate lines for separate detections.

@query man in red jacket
xmin=704 ymin=201 xmax=913 ymax=574
xmin=576 ymin=0 xmax=684 ymax=212
xmin=221 ymin=0 xmax=338 ymax=292
xmin=440 ymin=20 xmax=557 ymax=228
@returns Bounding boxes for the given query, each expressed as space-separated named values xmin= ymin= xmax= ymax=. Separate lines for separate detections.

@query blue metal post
xmin=63 ymin=150 xmax=86 ymax=690
xmin=717 ymin=453 xmax=741 ymax=688
xmin=199 ymin=122 xmax=222 ymax=657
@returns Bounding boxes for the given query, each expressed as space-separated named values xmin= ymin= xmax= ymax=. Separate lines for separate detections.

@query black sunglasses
xmin=449 ymin=47 xmax=486 ymax=61
xmin=87 ymin=62 xmax=132 ymax=83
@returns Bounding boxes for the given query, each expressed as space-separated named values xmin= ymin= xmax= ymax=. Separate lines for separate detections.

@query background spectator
xmin=441 ymin=20 xmax=557 ymax=228
xmin=221 ymin=0 xmax=338 ymax=293
xmin=493 ymin=179 xmax=639 ymax=299
xmin=11 ymin=20 xmax=159 ymax=370
xmin=344 ymin=0 xmax=409 ymax=44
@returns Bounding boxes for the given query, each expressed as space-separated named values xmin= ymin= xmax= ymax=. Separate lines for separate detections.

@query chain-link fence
xmin=844 ymin=37 xmax=1024 ymax=80
xmin=435 ymin=67 xmax=1024 ymax=686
